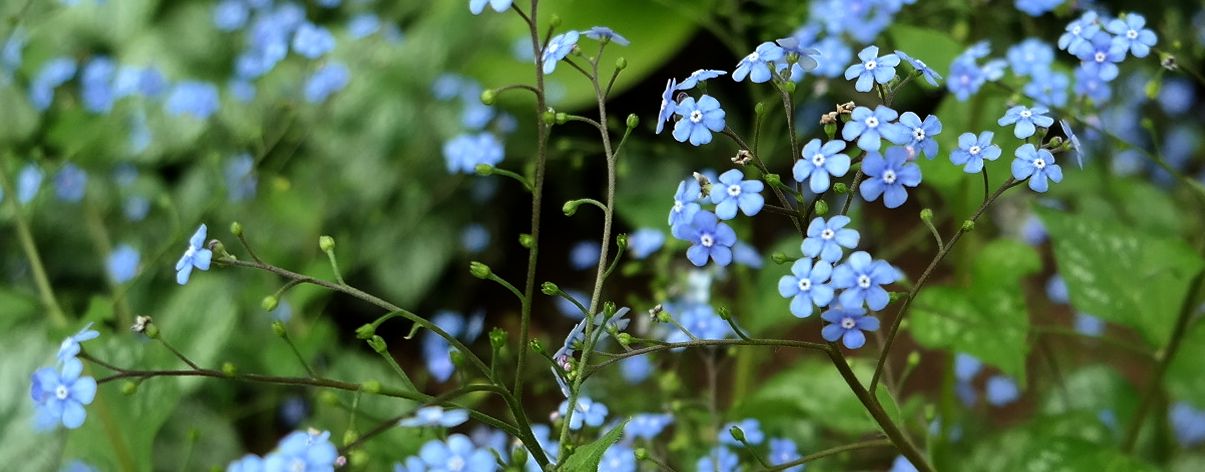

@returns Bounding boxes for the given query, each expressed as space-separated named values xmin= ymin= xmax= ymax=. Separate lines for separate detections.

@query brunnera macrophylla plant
xmin=7 ymin=0 xmax=1205 ymax=471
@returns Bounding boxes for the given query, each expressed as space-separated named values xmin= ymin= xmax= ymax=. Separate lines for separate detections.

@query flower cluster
xmin=666 ymin=171 xmax=763 ymax=267
xmin=226 ymin=428 xmax=339 ymax=471
xmin=29 ymin=324 xmax=100 ymax=430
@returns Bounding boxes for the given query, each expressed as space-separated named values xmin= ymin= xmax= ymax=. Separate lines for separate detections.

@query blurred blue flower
xmin=292 ymin=23 xmax=335 ymax=59
xmin=30 ymin=358 xmax=97 ymax=430
xmin=582 ymin=26 xmax=629 ymax=46
xmin=225 ymin=153 xmax=257 ymax=202
xmin=165 ymin=81 xmax=220 ymax=119
xmin=986 ymin=375 xmax=1019 ymax=406
xmin=175 ymin=224 xmax=213 ymax=285
xmin=29 ymin=57 xmax=76 ymax=111
xmin=619 ymin=356 xmax=652 ymax=383
xmin=812 ymin=37 xmax=851 ymax=78
xmin=423 ymin=311 xmax=484 ymax=382
xmin=711 ymin=169 xmax=763 ymax=219
xmin=80 ymin=57 xmax=116 ymax=113
xmin=278 ymin=395 xmax=307 ymax=427
xmin=860 ymin=147 xmax=922 ymax=209
xmin=626 ymin=413 xmax=672 ymax=440
xmin=18 ymin=164 xmax=43 ymax=203
xmin=569 ymin=241 xmax=601 ymax=270
xmin=1020 ymin=214 xmax=1046 ymax=246
xmin=890 ymin=455 xmax=918 ymax=472
xmin=779 ymin=258 xmax=835 ymax=318
xmin=802 ymin=216 xmax=859 ymax=263
xmin=950 ymin=131 xmax=1001 ymax=173
xmin=895 ymin=50 xmax=942 ymax=86
xmin=304 ymin=62 xmax=349 ymax=103
xmin=821 ymin=306 xmax=879 ymax=349
xmin=460 ymin=224 xmax=490 ymax=253
xmin=719 ymin=418 xmax=763 ymax=445
xmin=1046 ymin=274 xmax=1069 ymax=304
xmin=1006 ymin=39 xmax=1054 ymax=77
xmin=554 ymin=289 xmax=588 ymax=319
xmin=768 ymin=438 xmax=803 ymax=472
xmin=1023 ymin=69 xmax=1069 ymax=107
xmin=469 ymin=0 xmax=513 ymax=15
xmin=348 ymin=14 xmax=380 ymax=39
xmin=665 ymin=304 xmax=732 ymax=343
xmin=947 ymin=56 xmax=985 ymax=101
xmin=107 ymin=244 xmax=140 ymax=284
xmin=559 ymin=397 xmax=608 ymax=430
xmin=1074 ymin=63 xmax=1112 ymax=102
xmin=696 ymin=447 xmax=738 ymax=472
xmin=113 ymin=66 xmax=166 ymax=99
xmin=1014 ymin=0 xmax=1063 ymax=17
xmin=316 ymin=0 xmax=341 ymax=7
xmin=1059 ymin=11 xmax=1101 ymax=56
xmin=1107 ymin=14 xmax=1156 ymax=58
xmin=229 ymin=79 xmax=256 ymax=103
xmin=891 ymin=112 xmax=942 ymax=159
xmin=832 ymin=251 xmax=898 ymax=310
xmin=1011 ymin=143 xmax=1063 ymax=192
xmin=732 ymin=241 xmax=762 ymax=268
xmin=1158 ymin=78 xmax=1194 ymax=115
xmin=733 ymin=42 xmax=784 ymax=83
xmin=270 ymin=300 xmax=293 ymax=323
xmin=844 ymin=45 xmax=899 ymax=92
xmin=954 ymin=353 xmax=982 ymax=381
xmin=213 ymin=0 xmax=249 ymax=31
xmin=998 ymin=105 xmax=1054 ymax=139
xmin=1171 ymin=402 xmax=1205 ymax=447
xmin=672 ymin=210 xmax=736 ymax=267
xmin=600 ymin=444 xmax=636 ymax=472
xmin=628 ymin=228 xmax=665 ymax=259
xmin=443 ymin=132 xmax=504 ymax=174
xmin=541 ymin=31 xmax=579 ymax=75
xmin=124 ymin=196 xmax=150 ymax=222
xmin=0 ymin=27 xmax=25 ymax=83
xmin=842 ymin=105 xmax=903 ymax=152
xmin=795 ymin=139 xmax=850 ymax=193
xmin=56 ymin=322 xmax=100 ymax=364
xmin=1075 ymin=313 xmax=1105 ymax=337
xmin=263 ymin=430 xmax=338 ymax=471
xmin=54 ymin=164 xmax=87 ymax=203
xmin=676 ymin=69 xmax=726 ymax=91
xmin=399 ymin=406 xmax=470 ymax=428
xmin=672 ymin=95 xmax=726 ymax=146
xmin=61 ymin=460 xmax=98 ymax=472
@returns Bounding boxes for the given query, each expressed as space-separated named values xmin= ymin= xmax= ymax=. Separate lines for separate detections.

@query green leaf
xmin=740 ymin=237 xmax=805 ymax=336
xmin=1040 ymin=366 xmax=1138 ymax=423
xmin=1168 ymin=319 xmax=1205 ymax=409
xmin=733 ymin=358 xmax=881 ymax=435
xmin=561 ymin=419 xmax=629 ymax=471
xmin=961 ymin=413 xmax=1155 ymax=472
xmin=149 ymin=277 xmax=239 ymax=392
xmin=614 ymin=151 xmax=690 ymax=230
xmin=1037 ymin=207 xmax=1205 ymax=347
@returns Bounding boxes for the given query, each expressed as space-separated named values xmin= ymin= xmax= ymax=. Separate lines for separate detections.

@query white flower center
xmin=700 ymin=234 xmax=714 ymax=248
xmin=1033 ymin=158 xmax=1047 ymax=170
xmin=727 ymin=184 xmax=741 ymax=197
xmin=798 ymin=278 xmax=812 ymax=291
xmin=1126 ymin=29 xmax=1138 ymax=39
xmin=865 ymin=116 xmax=879 ymax=128
xmin=547 ymin=43 xmax=560 ymax=55
xmin=290 ymin=459 xmax=306 ymax=472
xmin=812 ymin=153 xmax=826 ymax=167
xmin=882 ymin=169 xmax=897 ymax=184
xmin=969 ymin=145 xmax=981 ymax=155
xmin=448 ymin=456 xmax=466 ymax=471
xmin=1071 ymin=25 xmax=1082 ymax=35
xmin=55 ymin=385 xmax=70 ymax=400
xmin=1019 ymin=109 xmax=1033 ymax=119
xmin=690 ymin=110 xmax=703 ymax=123
xmin=857 ymin=274 xmax=872 ymax=288
xmin=748 ymin=51 xmax=761 ymax=62
xmin=673 ymin=201 xmax=684 ymax=212
xmin=1093 ymin=51 xmax=1106 ymax=62
xmin=840 ymin=317 xmax=857 ymax=329
xmin=865 ymin=60 xmax=877 ymax=70
xmin=912 ymin=128 xmax=925 ymax=140
xmin=821 ymin=228 xmax=835 ymax=240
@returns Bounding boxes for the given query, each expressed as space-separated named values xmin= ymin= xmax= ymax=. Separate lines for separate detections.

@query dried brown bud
xmin=837 ymin=101 xmax=856 ymax=114
xmin=731 ymin=149 xmax=753 ymax=166
xmin=820 ymin=112 xmax=838 ymax=125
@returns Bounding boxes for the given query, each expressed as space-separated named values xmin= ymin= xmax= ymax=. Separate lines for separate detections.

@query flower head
xmin=769 ymin=438 xmax=803 ymax=472
xmin=947 ymin=55 xmax=986 ymax=101
xmin=1006 ymin=39 xmax=1054 ymax=77
xmin=1023 ymin=68 xmax=1070 ymax=107
xmin=672 ymin=95 xmax=726 ymax=146
xmin=291 ymin=23 xmax=335 ymax=59
xmin=56 ymin=323 xmax=100 ymax=364
xmin=1010 ymin=143 xmax=1063 ymax=192
xmin=671 ymin=211 xmax=736 ymax=267
xmin=802 ymin=216 xmax=860 ymax=263
xmin=54 ymin=164 xmax=87 ymax=203
xmin=997 ymin=105 xmax=1054 ymax=139
xmin=676 ymin=69 xmax=726 ymax=90
xmin=895 ymin=50 xmax=942 ymax=86
xmin=832 ymin=251 xmax=898 ymax=310
xmin=842 ymin=105 xmax=903 ymax=152
xmin=600 ymin=444 xmax=636 ymax=472
xmin=541 ymin=31 xmax=579 ymax=75
xmin=263 ymin=430 xmax=338 ymax=471
xmin=628 ymin=228 xmax=665 ymax=259
xmin=107 ymin=244 xmax=141 ymax=284
xmin=696 ymin=447 xmax=739 ymax=472
xmin=1059 ymin=11 xmax=1101 ymax=56
xmin=986 ymin=375 xmax=1020 ymax=406
xmin=950 ymin=131 xmax=1001 ymax=173
xmin=558 ymin=397 xmax=608 ymax=430
xmin=1107 ymin=14 xmax=1157 ymax=58
xmin=582 ymin=26 xmax=629 ymax=46
xmin=668 ymin=178 xmax=702 ymax=227
xmin=794 ymin=139 xmax=850 ymax=193
xmin=469 ymin=0 xmax=512 ymax=15
xmin=30 ymin=358 xmax=97 ymax=430
xmin=165 ymin=81 xmax=220 ymax=119
xmin=1075 ymin=32 xmax=1125 ymax=81
xmin=443 ymin=132 xmax=504 ymax=174
xmin=625 ymin=413 xmax=673 ymax=440
xmin=733 ymin=42 xmax=785 ymax=83
xmin=399 ymin=406 xmax=470 ymax=428
xmin=890 ymin=112 xmax=942 ymax=159
xmin=710 ymin=169 xmax=764 ymax=219
xmin=655 ymin=78 xmax=679 ymax=134
xmin=859 ymin=147 xmax=922 ymax=209
xmin=175 ymin=224 xmax=213 ymax=285
xmin=844 ymin=45 xmax=899 ymax=92
xmin=304 ymin=62 xmax=349 ymax=103
xmin=778 ymin=258 xmax=835 ymax=318
xmin=821 ymin=306 xmax=880 ymax=349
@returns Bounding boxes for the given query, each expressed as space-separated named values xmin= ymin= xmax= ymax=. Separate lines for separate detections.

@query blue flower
xmin=304 ymin=62 xmax=350 ymax=103
xmin=710 ymin=169 xmax=764 ymax=219
xmin=820 ymin=306 xmax=879 ymax=349
xmin=986 ymin=375 xmax=1019 ymax=406
xmin=1023 ymin=68 xmax=1069 ymax=107
xmin=113 ymin=66 xmax=166 ymax=99
xmin=559 ymin=397 xmax=608 ymax=430
xmin=1006 ymin=39 xmax=1054 ymax=77
xmin=0 ymin=26 xmax=24 ymax=83
xmin=732 ymin=242 xmax=762 ymax=268
xmin=270 ymin=300 xmax=293 ymax=323
xmin=30 ymin=358 xmax=97 ymax=430
xmin=845 ymin=105 xmax=900 ymax=151
xmin=54 ymin=164 xmax=87 ymax=203
xmin=656 ymin=78 xmax=679 ymax=134
xmin=541 ymin=31 xmax=579 ymax=75
xmin=80 ymin=57 xmax=116 ymax=113
xmin=399 ymin=406 xmax=470 ymax=428
xmin=213 ymin=0 xmax=248 ymax=31
xmin=895 ymin=50 xmax=942 ymax=86
xmin=768 ymin=438 xmax=803 ymax=472
xmin=1011 ymin=143 xmax=1063 ymax=192
xmin=947 ymin=56 xmax=985 ymax=101
xmin=778 ymin=258 xmax=835 ymax=318
xmin=1060 ymin=119 xmax=1084 ymax=168
xmin=890 ymin=456 xmax=918 ymax=472
xmin=57 ymin=323 xmax=100 ymax=364
xmin=672 ymin=211 xmax=736 ymax=267
xmin=18 ymin=164 xmax=43 ymax=203
xmin=348 ymin=14 xmax=381 ymax=39
xmin=859 ymin=147 xmax=922 ymax=209
xmin=812 ymin=37 xmax=852 ymax=78
xmin=225 ymin=153 xmax=257 ymax=202
xmin=227 ymin=455 xmax=263 ymax=472
xmin=1076 ymin=33 xmax=1125 ymax=82
xmin=844 ymin=45 xmax=899 ymax=92
xmin=582 ymin=26 xmax=629 ymax=46
xmin=432 ymin=74 xmax=465 ymax=101
xmin=676 ymin=69 xmax=727 ymax=91
xmin=443 ymin=132 xmax=504 ymax=174
xmin=460 ymin=224 xmax=490 ymax=254
xmin=124 ymin=196 xmax=150 ymax=222
xmin=165 ymin=81 xmax=220 ymax=119
xmin=794 ymin=139 xmax=850 ymax=193
xmin=1059 ymin=11 xmax=1101 ymax=56
xmin=619 ymin=356 xmax=652 ymax=383
xmin=664 ymin=304 xmax=733 ymax=343
xmin=1074 ymin=63 xmax=1112 ymax=102
xmin=696 ymin=447 xmax=739 ymax=472
xmin=954 ymin=353 xmax=982 ymax=381
xmin=263 ymin=430 xmax=338 ymax=471
xmin=1107 ymin=14 xmax=1156 ymax=58
xmin=719 ymin=418 xmax=763 ymax=445
xmin=1014 ymin=0 xmax=1062 ymax=17
xmin=175 ymin=224 xmax=213 ymax=285
xmin=733 ymin=42 xmax=785 ymax=83
xmin=1158 ymin=78 xmax=1194 ymax=115
xmin=600 ymin=444 xmax=636 ymax=472
xmin=1045 ymin=274 xmax=1069 ymax=304
xmin=997 ymin=105 xmax=1054 ymax=139
xmin=672 ymin=95 xmax=726 ymax=146
xmin=628 ymin=228 xmax=665 ymax=259
xmin=802 ymin=216 xmax=860 ymax=263
xmin=891 ymin=112 xmax=942 ymax=158
xmin=569 ymin=241 xmax=601 ymax=270
xmin=950 ymin=131 xmax=1001 ymax=173
xmin=29 ymin=57 xmax=76 ymax=111
xmin=668 ymin=179 xmax=702 ymax=227
xmin=625 ymin=413 xmax=673 ymax=440
xmin=1075 ymin=313 xmax=1105 ymax=337
xmin=832 ymin=250 xmax=898 ymax=310
xmin=1171 ymin=402 xmax=1205 ymax=447
xmin=107 ymin=244 xmax=140 ymax=284
xmin=469 ymin=0 xmax=512 ymax=15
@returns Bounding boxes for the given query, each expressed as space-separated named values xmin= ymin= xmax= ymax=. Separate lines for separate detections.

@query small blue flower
xmin=213 ymin=0 xmax=248 ymax=31
xmin=559 ymin=397 xmax=608 ymax=430
xmin=821 ymin=306 xmax=879 ymax=349
xmin=672 ymin=210 xmax=737 ymax=267
xmin=1075 ymin=313 xmax=1105 ymax=337
xmin=954 ymin=353 xmax=982 ymax=381
xmin=668 ymin=179 xmax=702 ymax=227
xmin=18 ymin=164 xmax=43 ymax=203
xmin=696 ymin=447 xmax=739 ymax=472
xmin=710 ymin=169 xmax=763 ymax=220
xmin=733 ymin=42 xmax=785 ymax=83
xmin=1158 ymin=78 xmax=1194 ymax=115
xmin=1171 ymin=402 xmax=1205 ymax=447
xmin=1059 ymin=11 xmax=1101 ymax=56
xmin=30 ymin=358 xmax=97 ymax=430
xmin=778 ymin=258 xmax=835 ymax=318
xmin=57 ymin=323 xmax=100 ymax=364
xmin=732 ymin=241 xmax=762 ymax=268
xmin=844 ymin=45 xmax=899 ymax=92
xmin=227 ymin=454 xmax=263 ymax=472
xmin=998 ymin=105 xmax=1054 ymax=139
xmin=676 ymin=69 xmax=727 ymax=90
xmin=304 ymin=62 xmax=350 ymax=103
xmin=399 ymin=406 xmax=470 ymax=428
xmin=582 ymin=26 xmax=629 ymax=46
xmin=263 ymin=430 xmax=338 ymax=471
xmin=619 ymin=355 xmax=652 ymax=383
xmin=950 ymin=131 xmax=1001 ymax=173
xmin=812 ymin=37 xmax=852 ymax=78
xmin=541 ymin=31 xmax=579 ymax=75
xmin=842 ymin=105 xmax=903 ymax=152
xmin=124 ymin=196 xmax=150 ymax=222
xmin=443 ymin=132 xmax=504 ymax=174
xmin=460 ymin=224 xmax=490 ymax=254
xmin=802 ymin=216 xmax=860 ymax=263
xmin=794 ymin=139 xmax=850 ymax=193
xmin=1046 ymin=274 xmax=1069 ymax=304
xmin=1074 ymin=63 xmax=1113 ymax=102
xmin=832 ymin=250 xmax=898 ymax=310
xmin=981 ymin=59 xmax=1008 ymax=81
xmin=469 ymin=0 xmax=512 ymax=15
xmin=569 ymin=241 xmax=601 ymax=270
xmin=1076 ymin=32 xmax=1125 ymax=81
xmin=664 ymin=303 xmax=733 ymax=343
xmin=1006 ymin=39 xmax=1054 ymax=77
xmin=947 ymin=56 xmax=985 ymax=101
xmin=1011 ymin=143 xmax=1063 ymax=192
xmin=432 ymin=74 xmax=465 ymax=101
xmin=628 ymin=228 xmax=665 ymax=259
xmin=348 ymin=14 xmax=381 ymax=39
xmin=175 ymin=224 xmax=213 ymax=285
xmin=1023 ymin=68 xmax=1069 ymax=107
xmin=768 ymin=438 xmax=803 ymax=472
xmin=29 ymin=57 xmax=76 ymax=111
xmin=986 ymin=375 xmax=1019 ymax=406
xmin=895 ymin=50 xmax=942 ymax=86
xmin=1014 ymin=0 xmax=1062 ymax=17
xmin=165 ymin=81 xmax=220 ymax=119
xmin=860 ymin=147 xmax=922 ymax=209
xmin=54 ymin=164 xmax=87 ymax=203
xmin=1060 ymin=119 xmax=1084 ymax=168
xmin=625 ymin=413 xmax=673 ymax=440
xmin=1107 ymin=14 xmax=1156 ymax=58
xmin=600 ymin=444 xmax=636 ymax=472
xmin=719 ymin=418 xmax=763 ymax=445
xmin=656 ymin=78 xmax=679 ymax=134
xmin=890 ymin=456 xmax=919 ymax=472
xmin=270 ymin=300 xmax=293 ymax=323
xmin=107 ymin=244 xmax=140 ymax=284
xmin=80 ymin=57 xmax=116 ymax=114
xmin=890 ymin=112 xmax=942 ymax=159
xmin=672 ymin=95 xmax=726 ymax=146
xmin=225 ymin=153 xmax=257 ymax=202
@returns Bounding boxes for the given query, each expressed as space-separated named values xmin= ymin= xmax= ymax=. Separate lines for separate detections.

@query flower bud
xmin=480 ymin=89 xmax=497 ymax=105
xmin=754 ymin=102 xmax=766 ymax=116
xmin=832 ymin=182 xmax=848 ymax=194
xmin=656 ymin=310 xmax=671 ymax=324
xmin=1144 ymin=79 xmax=1160 ymax=99
xmin=814 ymin=199 xmax=829 ymax=216
xmin=143 ymin=323 xmax=160 ymax=339
xmin=362 ymin=380 xmax=381 ymax=394
xmin=961 ymin=220 xmax=975 ymax=232
xmin=783 ymin=81 xmax=796 ymax=94
xmin=222 ymin=362 xmax=237 ymax=377
xmin=907 ymin=351 xmax=921 ymax=367
xmin=603 ymin=301 xmax=617 ymax=317
xmin=450 ymin=349 xmax=465 ymax=367
xmin=271 ymin=320 xmax=286 ymax=337
xmin=510 ymin=445 xmax=529 ymax=467
xmin=355 ymin=324 xmax=375 ymax=340
xmin=342 ymin=430 xmax=359 ymax=447
xmin=549 ymin=14 xmax=562 ymax=28
xmin=519 ymin=233 xmax=534 ymax=248
xmin=562 ymin=200 xmax=581 ymax=216
xmin=490 ymin=327 xmax=508 ymax=351
xmin=729 ymin=425 xmax=747 ymax=443
xmin=319 ymin=235 xmax=335 ymax=252
xmin=320 ymin=391 xmax=340 ymax=405
xmin=555 ymin=112 xmax=568 ymax=125
xmin=230 ymin=221 xmax=243 ymax=237
xmin=541 ymin=281 xmax=560 ymax=296
xmin=469 ymin=261 xmax=492 ymax=279
xmin=634 ymin=448 xmax=649 ymax=461
xmin=771 ymin=252 xmax=790 ymax=265
xmin=542 ymin=110 xmax=556 ymax=125
xmin=616 ymin=332 xmax=633 ymax=347
xmin=616 ymin=233 xmax=628 ymax=251
xmin=262 ymin=295 xmax=279 ymax=312
xmin=889 ymin=291 xmax=905 ymax=302
xmin=530 ymin=339 xmax=547 ymax=355
xmin=716 ymin=305 xmax=731 ymax=320
xmin=764 ymin=173 xmax=781 ymax=187
xmin=368 ymin=335 xmax=388 ymax=353
xmin=475 ymin=163 xmax=495 ymax=176
xmin=208 ymin=240 xmax=231 ymax=260
xmin=920 ymin=208 xmax=934 ymax=222
xmin=823 ymin=121 xmax=838 ymax=140
xmin=625 ymin=113 xmax=638 ymax=129
xmin=121 ymin=381 xmax=139 ymax=395
xmin=616 ymin=57 xmax=628 ymax=71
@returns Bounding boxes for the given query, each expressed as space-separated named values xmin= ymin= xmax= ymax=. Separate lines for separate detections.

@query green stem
xmin=828 ymin=348 xmax=934 ymax=472
xmin=765 ymin=438 xmax=892 ymax=471
xmin=0 ymin=155 xmax=68 ymax=328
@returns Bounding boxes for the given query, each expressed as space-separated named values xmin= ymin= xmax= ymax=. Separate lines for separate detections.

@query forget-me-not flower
xmin=1059 ymin=11 xmax=1100 ymax=56
xmin=794 ymin=139 xmax=850 ymax=193
xmin=469 ymin=0 xmax=512 ymax=15
xmin=768 ymin=438 xmax=803 ymax=472
xmin=1024 ymin=68 xmax=1070 ymax=107
xmin=175 ymin=224 xmax=213 ymax=285
xmin=600 ymin=444 xmax=636 ymax=472
xmin=1006 ymin=39 xmax=1054 ymax=77
xmin=778 ymin=258 xmax=834 ymax=318
xmin=30 ymin=358 xmax=97 ymax=430
xmin=710 ymin=169 xmax=763 ymax=219
xmin=672 ymin=210 xmax=736 ymax=267
xmin=696 ymin=447 xmax=739 ymax=472
xmin=165 ymin=81 xmax=219 ymax=119
xmin=626 ymin=413 xmax=673 ymax=440
xmin=832 ymin=250 xmax=898 ymax=310
xmin=54 ymin=164 xmax=87 ymax=202
xmin=541 ymin=31 xmax=579 ymax=75
xmin=398 ymin=406 xmax=470 ymax=428
xmin=802 ymin=215 xmax=860 ymax=263
xmin=891 ymin=112 xmax=942 ymax=158
xmin=668 ymin=179 xmax=701 ymax=227
xmin=860 ymin=147 xmax=922 ymax=209
xmin=842 ymin=105 xmax=904 ymax=152
xmin=107 ymin=245 xmax=140 ymax=284
xmin=29 ymin=57 xmax=76 ymax=111
xmin=998 ymin=105 xmax=1054 ymax=139
xmin=559 ymin=397 xmax=608 ymax=430
xmin=821 ymin=306 xmax=879 ymax=349
xmin=672 ymin=95 xmax=726 ymax=146
xmin=947 ymin=56 xmax=986 ymax=101
xmin=304 ymin=62 xmax=349 ymax=103
xmin=1011 ymin=143 xmax=1063 ymax=192
xmin=1076 ymin=33 xmax=1125 ymax=81
xmin=628 ymin=228 xmax=665 ymax=259
xmin=676 ymin=69 xmax=726 ymax=90
xmin=1107 ymin=14 xmax=1157 ymax=58
xmin=292 ymin=23 xmax=334 ymax=59
xmin=733 ymin=42 xmax=785 ymax=83
xmin=845 ymin=45 xmax=899 ymax=92
xmin=895 ymin=50 xmax=942 ymax=86
xmin=656 ymin=78 xmax=679 ymax=134
xmin=582 ymin=26 xmax=629 ymax=46
xmin=986 ymin=375 xmax=1020 ymax=406
xmin=950 ymin=131 xmax=1001 ymax=173
xmin=57 ymin=323 xmax=100 ymax=363
xmin=263 ymin=430 xmax=338 ymax=471
xmin=443 ymin=132 xmax=504 ymax=174
xmin=1074 ymin=63 xmax=1113 ymax=102
xmin=18 ymin=164 xmax=43 ymax=203
xmin=719 ymin=418 xmax=764 ymax=445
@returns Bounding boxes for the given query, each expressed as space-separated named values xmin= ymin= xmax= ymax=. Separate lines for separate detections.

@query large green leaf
xmin=1037 ymin=207 xmax=1204 ymax=347
xmin=961 ymin=413 xmax=1155 ymax=472
xmin=732 ymin=357 xmax=892 ymax=435
xmin=148 ymin=277 xmax=239 ymax=392
xmin=561 ymin=419 xmax=628 ymax=471
xmin=1168 ymin=319 xmax=1205 ymax=409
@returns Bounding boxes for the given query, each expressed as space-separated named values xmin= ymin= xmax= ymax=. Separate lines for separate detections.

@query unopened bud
xmin=635 ymin=448 xmax=650 ymax=461
xmin=814 ymin=199 xmax=829 ymax=216
xmin=519 ymin=233 xmax=534 ymax=248
xmin=362 ymin=380 xmax=381 ymax=394
xmin=771 ymin=252 xmax=789 ymax=265
xmin=920 ymin=208 xmax=934 ymax=222
xmin=563 ymin=200 xmax=582 ymax=216
xmin=823 ymin=120 xmax=838 ymax=140
xmin=542 ymin=110 xmax=556 ymax=125
xmin=230 ymin=221 xmax=243 ymax=237
xmin=656 ymin=310 xmax=671 ymax=324
xmin=480 ymin=89 xmax=497 ymax=105
xmin=549 ymin=14 xmax=562 ymax=28
xmin=783 ymin=81 xmax=796 ymax=94
xmin=616 ymin=233 xmax=628 ymax=251
xmin=832 ymin=182 xmax=848 ymax=194
xmin=450 ymin=349 xmax=465 ymax=367
xmin=490 ymin=327 xmax=508 ymax=351
xmin=530 ymin=339 xmax=547 ymax=355
xmin=121 ymin=381 xmax=139 ymax=395
xmin=764 ymin=173 xmax=781 ymax=187
xmin=318 ymin=235 xmax=335 ymax=252
xmin=541 ymin=281 xmax=559 ymax=296
xmin=368 ymin=335 xmax=388 ymax=354
xmin=475 ymin=164 xmax=495 ymax=176
xmin=729 ymin=425 xmax=747 ymax=443
xmin=262 ymin=295 xmax=279 ymax=312
xmin=222 ymin=362 xmax=237 ymax=377
xmin=603 ymin=301 xmax=617 ymax=317
xmin=555 ymin=112 xmax=568 ymax=125
xmin=889 ymin=291 xmax=905 ymax=302
xmin=616 ymin=57 xmax=628 ymax=71
xmin=616 ymin=332 xmax=633 ymax=347
xmin=625 ymin=113 xmax=638 ymax=129
xmin=343 ymin=430 xmax=359 ymax=447
xmin=961 ymin=220 xmax=975 ymax=232
xmin=907 ymin=351 xmax=921 ymax=367
xmin=319 ymin=391 xmax=339 ymax=405
xmin=1145 ymin=79 xmax=1160 ymax=99
xmin=754 ymin=102 xmax=766 ymax=116
xmin=271 ymin=321 xmax=286 ymax=337
xmin=716 ymin=306 xmax=731 ymax=320
xmin=355 ymin=324 xmax=375 ymax=340
xmin=469 ymin=261 xmax=491 ymax=279
xmin=510 ymin=445 xmax=529 ymax=467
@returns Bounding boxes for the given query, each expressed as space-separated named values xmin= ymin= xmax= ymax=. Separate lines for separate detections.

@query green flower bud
xmin=616 ymin=233 xmax=628 ymax=251
xmin=271 ymin=320 xmax=286 ymax=338
xmin=230 ymin=221 xmax=243 ymax=237
xmin=616 ymin=57 xmax=628 ymax=71
xmin=368 ymin=335 xmax=388 ymax=354
xmin=319 ymin=390 xmax=340 ymax=405
xmin=889 ymin=291 xmax=905 ymax=302
xmin=603 ymin=301 xmax=617 ymax=317
xmin=907 ymin=351 xmax=921 ymax=367
xmin=656 ymin=310 xmax=671 ymax=324
xmin=469 ymin=261 xmax=492 ymax=279
xmin=771 ymin=252 xmax=790 ymax=265
xmin=542 ymin=110 xmax=556 ymax=125
xmin=549 ymin=14 xmax=562 ymax=28
xmin=961 ymin=220 xmax=975 ymax=232
xmin=729 ymin=425 xmax=747 ymax=443
xmin=616 ymin=332 xmax=633 ymax=347
xmin=626 ymin=113 xmax=639 ymax=129
xmin=814 ymin=199 xmax=829 ymax=216
xmin=764 ymin=173 xmax=781 ymax=187
xmin=833 ymin=182 xmax=848 ymax=194
xmin=530 ymin=339 xmax=547 ymax=355
xmin=555 ymin=112 xmax=568 ymax=125
xmin=475 ymin=164 xmax=495 ymax=176
xmin=562 ymin=200 xmax=581 ymax=216
xmin=343 ymin=430 xmax=359 ymax=447
xmin=480 ymin=89 xmax=497 ymax=105
xmin=824 ymin=122 xmax=838 ymax=140
xmin=450 ymin=349 xmax=465 ymax=367
xmin=634 ymin=448 xmax=649 ymax=461
xmin=355 ymin=324 xmax=376 ymax=340
xmin=121 ymin=381 xmax=139 ymax=395
xmin=208 ymin=240 xmax=231 ymax=261
xmin=261 ymin=295 xmax=279 ymax=312
xmin=754 ymin=102 xmax=766 ymax=116
xmin=319 ymin=235 xmax=335 ymax=252
xmin=490 ymin=327 xmax=508 ymax=351
xmin=920 ymin=208 xmax=934 ymax=221
xmin=222 ymin=362 xmax=237 ymax=377
xmin=362 ymin=380 xmax=381 ymax=394
xmin=143 ymin=323 xmax=160 ymax=339
xmin=510 ymin=445 xmax=529 ymax=467
xmin=716 ymin=305 xmax=731 ymax=320
xmin=541 ymin=281 xmax=559 ymax=296
xmin=519 ymin=233 xmax=534 ymax=248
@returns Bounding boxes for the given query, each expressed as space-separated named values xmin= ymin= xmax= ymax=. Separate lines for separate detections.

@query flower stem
xmin=0 ymin=155 xmax=68 ymax=328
